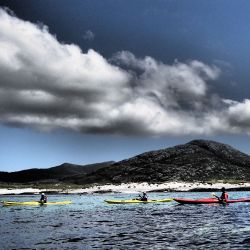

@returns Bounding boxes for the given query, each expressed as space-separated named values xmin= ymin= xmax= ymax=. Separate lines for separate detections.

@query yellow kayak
xmin=105 ymin=198 xmax=173 ymax=204
xmin=2 ymin=200 xmax=72 ymax=206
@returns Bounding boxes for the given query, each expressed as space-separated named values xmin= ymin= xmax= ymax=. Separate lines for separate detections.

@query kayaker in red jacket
xmin=213 ymin=187 xmax=228 ymax=203
xmin=220 ymin=187 xmax=229 ymax=202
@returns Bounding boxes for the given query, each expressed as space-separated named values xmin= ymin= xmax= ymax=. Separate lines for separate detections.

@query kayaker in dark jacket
xmin=40 ymin=193 xmax=47 ymax=203
xmin=138 ymin=192 xmax=148 ymax=201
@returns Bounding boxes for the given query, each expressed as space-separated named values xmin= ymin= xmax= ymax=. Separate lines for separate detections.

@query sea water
xmin=1 ymin=192 xmax=250 ymax=249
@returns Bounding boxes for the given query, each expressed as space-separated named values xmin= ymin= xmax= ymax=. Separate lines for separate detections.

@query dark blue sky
xmin=4 ymin=0 xmax=250 ymax=98
xmin=1 ymin=0 xmax=250 ymax=171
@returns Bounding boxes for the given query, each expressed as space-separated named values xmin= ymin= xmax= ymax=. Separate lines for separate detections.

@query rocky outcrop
xmin=68 ymin=140 xmax=250 ymax=184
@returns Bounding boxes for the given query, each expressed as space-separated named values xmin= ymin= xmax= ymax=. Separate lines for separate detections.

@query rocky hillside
xmin=66 ymin=140 xmax=250 ymax=184
xmin=0 ymin=162 xmax=114 ymax=183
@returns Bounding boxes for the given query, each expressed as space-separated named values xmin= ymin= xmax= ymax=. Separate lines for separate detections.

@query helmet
xmin=42 ymin=193 xmax=45 ymax=195
xmin=221 ymin=187 xmax=225 ymax=192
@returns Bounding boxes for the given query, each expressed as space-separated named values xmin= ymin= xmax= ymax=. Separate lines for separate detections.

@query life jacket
xmin=220 ymin=192 xmax=229 ymax=201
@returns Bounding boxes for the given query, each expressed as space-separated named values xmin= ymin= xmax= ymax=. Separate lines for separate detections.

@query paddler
xmin=40 ymin=193 xmax=47 ymax=203
xmin=213 ymin=187 xmax=228 ymax=203
xmin=220 ymin=187 xmax=229 ymax=202
xmin=138 ymin=192 xmax=148 ymax=201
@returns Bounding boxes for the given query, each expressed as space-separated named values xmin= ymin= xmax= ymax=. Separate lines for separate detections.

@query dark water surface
xmin=1 ymin=192 xmax=250 ymax=249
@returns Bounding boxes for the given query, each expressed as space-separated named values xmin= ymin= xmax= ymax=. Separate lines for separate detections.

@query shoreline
xmin=1 ymin=181 xmax=250 ymax=195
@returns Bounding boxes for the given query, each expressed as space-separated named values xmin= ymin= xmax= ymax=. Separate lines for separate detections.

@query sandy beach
xmin=1 ymin=182 xmax=250 ymax=195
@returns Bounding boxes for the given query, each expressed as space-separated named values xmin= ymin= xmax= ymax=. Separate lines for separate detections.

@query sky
xmin=1 ymin=0 xmax=250 ymax=172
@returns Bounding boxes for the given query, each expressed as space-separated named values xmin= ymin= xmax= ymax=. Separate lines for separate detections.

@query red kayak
xmin=174 ymin=198 xmax=250 ymax=204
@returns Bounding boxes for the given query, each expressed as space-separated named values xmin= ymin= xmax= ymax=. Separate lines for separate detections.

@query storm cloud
xmin=0 ymin=8 xmax=250 ymax=136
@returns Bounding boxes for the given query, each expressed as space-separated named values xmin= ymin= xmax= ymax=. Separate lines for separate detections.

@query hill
xmin=65 ymin=140 xmax=250 ymax=184
xmin=2 ymin=140 xmax=250 ymax=185
xmin=0 ymin=162 xmax=114 ymax=183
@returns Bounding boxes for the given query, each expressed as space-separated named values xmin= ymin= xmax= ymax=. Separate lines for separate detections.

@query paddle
xmin=211 ymin=192 xmax=220 ymax=200
xmin=133 ymin=194 xmax=142 ymax=200
xmin=211 ymin=192 xmax=228 ymax=204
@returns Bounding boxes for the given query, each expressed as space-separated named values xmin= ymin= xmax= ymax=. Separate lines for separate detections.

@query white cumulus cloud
xmin=0 ymin=8 xmax=250 ymax=136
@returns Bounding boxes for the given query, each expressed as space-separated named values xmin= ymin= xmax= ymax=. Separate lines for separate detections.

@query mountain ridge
xmin=65 ymin=140 xmax=250 ymax=184
xmin=0 ymin=161 xmax=114 ymax=183
xmin=1 ymin=140 xmax=250 ymax=184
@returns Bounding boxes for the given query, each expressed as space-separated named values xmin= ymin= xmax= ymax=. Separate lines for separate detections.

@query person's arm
xmin=225 ymin=193 xmax=229 ymax=202
xmin=135 ymin=194 xmax=141 ymax=200
xmin=213 ymin=194 xmax=220 ymax=200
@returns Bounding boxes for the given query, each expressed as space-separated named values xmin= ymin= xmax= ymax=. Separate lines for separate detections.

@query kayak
xmin=105 ymin=198 xmax=173 ymax=204
xmin=2 ymin=200 xmax=72 ymax=206
xmin=174 ymin=198 xmax=250 ymax=204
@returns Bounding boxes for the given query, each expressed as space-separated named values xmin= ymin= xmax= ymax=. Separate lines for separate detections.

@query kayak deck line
xmin=173 ymin=198 xmax=250 ymax=204
xmin=105 ymin=198 xmax=173 ymax=204
xmin=2 ymin=200 xmax=72 ymax=206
